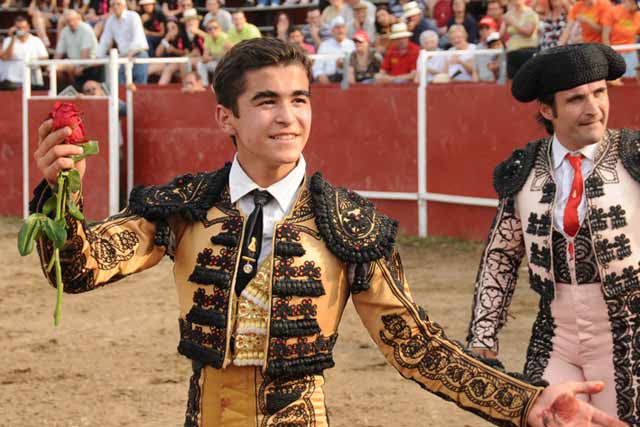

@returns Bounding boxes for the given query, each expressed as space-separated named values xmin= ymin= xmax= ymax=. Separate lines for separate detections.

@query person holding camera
xmin=0 ymin=15 xmax=49 ymax=88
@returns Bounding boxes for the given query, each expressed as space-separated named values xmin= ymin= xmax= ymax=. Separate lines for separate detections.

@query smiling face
xmin=216 ymin=64 xmax=311 ymax=178
xmin=232 ymin=11 xmax=246 ymax=30
xmin=540 ymin=80 xmax=609 ymax=150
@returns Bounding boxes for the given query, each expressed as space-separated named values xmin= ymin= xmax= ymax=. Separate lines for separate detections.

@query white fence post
xmin=108 ymin=48 xmax=120 ymax=215
xmin=22 ymin=65 xmax=32 ymax=219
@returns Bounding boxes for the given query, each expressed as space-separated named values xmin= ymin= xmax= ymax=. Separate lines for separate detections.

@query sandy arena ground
xmin=0 ymin=216 xmax=540 ymax=427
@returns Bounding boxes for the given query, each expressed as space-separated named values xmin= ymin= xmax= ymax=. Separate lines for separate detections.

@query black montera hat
xmin=511 ymin=43 xmax=627 ymax=103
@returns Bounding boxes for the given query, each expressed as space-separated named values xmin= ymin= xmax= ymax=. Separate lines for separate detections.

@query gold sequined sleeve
xmin=31 ymin=180 xmax=169 ymax=293
xmin=350 ymin=246 xmax=541 ymax=427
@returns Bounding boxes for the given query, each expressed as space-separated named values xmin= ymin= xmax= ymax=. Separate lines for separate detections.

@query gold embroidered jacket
xmin=32 ymin=165 xmax=542 ymax=427
xmin=467 ymin=129 xmax=640 ymax=424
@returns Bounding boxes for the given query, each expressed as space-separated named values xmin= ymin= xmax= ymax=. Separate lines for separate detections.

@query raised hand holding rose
xmin=18 ymin=102 xmax=99 ymax=326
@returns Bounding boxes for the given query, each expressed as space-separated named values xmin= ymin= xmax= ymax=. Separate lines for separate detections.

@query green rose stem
xmin=17 ymin=140 xmax=98 ymax=327
xmin=52 ymin=173 xmax=66 ymax=326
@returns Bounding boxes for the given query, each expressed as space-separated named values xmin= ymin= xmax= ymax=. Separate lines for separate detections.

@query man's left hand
xmin=528 ymin=381 xmax=628 ymax=427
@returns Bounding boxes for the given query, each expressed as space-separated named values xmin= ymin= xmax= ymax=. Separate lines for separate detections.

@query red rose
xmin=49 ymin=102 xmax=87 ymax=144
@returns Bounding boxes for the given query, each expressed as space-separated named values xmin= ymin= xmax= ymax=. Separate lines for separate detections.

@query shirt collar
xmin=229 ymin=154 xmax=307 ymax=213
xmin=551 ymin=134 xmax=599 ymax=170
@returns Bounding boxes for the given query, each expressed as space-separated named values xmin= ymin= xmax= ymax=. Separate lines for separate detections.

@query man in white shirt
xmin=468 ymin=43 xmax=640 ymax=424
xmin=31 ymin=37 xmax=628 ymax=427
xmin=313 ymin=16 xmax=355 ymax=83
xmin=202 ymin=0 xmax=232 ymax=33
xmin=0 ymin=15 xmax=48 ymax=87
xmin=97 ymin=0 xmax=150 ymax=83
xmin=55 ymin=9 xmax=101 ymax=88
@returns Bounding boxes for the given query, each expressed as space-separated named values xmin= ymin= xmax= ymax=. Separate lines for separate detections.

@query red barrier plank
xmin=27 ymin=99 xmax=110 ymax=220
xmin=0 ymin=91 xmax=23 ymax=217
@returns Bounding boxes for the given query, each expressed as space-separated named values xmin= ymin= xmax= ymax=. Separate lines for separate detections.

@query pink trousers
xmin=543 ymin=283 xmax=618 ymax=416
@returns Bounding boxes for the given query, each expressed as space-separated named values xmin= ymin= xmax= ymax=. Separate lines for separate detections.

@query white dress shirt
xmin=97 ymin=9 xmax=149 ymax=57
xmin=229 ymin=155 xmax=306 ymax=265
xmin=552 ymin=135 xmax=599 ymax=232
xmin=0 ymin=35 xmax=48 ymax=84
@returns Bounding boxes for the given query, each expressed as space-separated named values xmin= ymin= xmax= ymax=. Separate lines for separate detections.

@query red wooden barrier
xmin=2 ymin=82 xmax=639 ymax=240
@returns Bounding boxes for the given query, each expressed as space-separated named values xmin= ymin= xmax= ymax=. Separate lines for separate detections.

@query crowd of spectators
xmin=0 ymin=0 xmax=638 ymax=90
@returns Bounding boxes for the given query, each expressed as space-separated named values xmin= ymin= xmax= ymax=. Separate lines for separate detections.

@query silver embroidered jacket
xmin=467 ymin=129 xmax=640 ymax=424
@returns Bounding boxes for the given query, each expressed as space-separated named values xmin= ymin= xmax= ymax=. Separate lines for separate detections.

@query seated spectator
xmin=0 ymin=15 xmax=49 ymax=87
xmin=197 ymin=17 xmax=228 ymax=85
xmin=445 ymin=24 xmax=477 ymax=81
xmin=289 ymin=28 xmax=315 ymax=54
xmin=227 ymin=10 xmax=261 ymax=45
xmin=174 ymin=0 xmax=197 ymax=25
xmin=447 ymin=0 xmax=478 ymax=43
xmin=374 ymin=6 xmax=397 ymax=53
xmin=389 ymin=0 xmax=427 ymax=18
xmin=274 ymin=12 xmax=294 ymax=41
xmin=313 ymin=16 xmax=356 ymax=83
xmin=559 ymin=0 xmax=610 ymax=44
xmin=477 ymin=16 xmax=497 ymax=47
xmin=27 ymin=0 xmax=61 ymax=47
xmin=432 ymin=0 xmax=452 ymax=34
xmin=162 ymin=0 xmax=184 ymax=18
xmin=603 ymin=0 xmax=640 ymax=78
xmin=414 ymin=29 xmax=446 ymax=82
xmin=182 ymin=71 xmax=205 ymax=92
xmin=86 ymin=0 xmax=111 ymax=39
xmin=82 ymin=80 xmax=126 ymax=116
xmin=404 ymin=1 xmax=438 ymax=46
xmin=348 ymin=1 xmax=376 ymax=42
xmin=501 ymin=0 xmax=539 ymax=78
xmin=180 ymin=8 xmax=205 ymax=69
xmin=148 ymin=18 xmax=184 ymax=83
xmin=539 ymin=0 xmax=567 ymax=50
xmin=97 ymin=0 xmax=150 ymax=84
xmin=375 ymin=22 xmax=420 ymax=83
xmin=54 ymin=9 xmax=101 ymax=88
xmin=476 ymin=30 xmax=502 ymax=81
xmin=139 ymin=0 xmax=166 ymax=57
xmin=348 ymin=30 xmax=381 ymax=83
xmin=345 ymin=0 xmax=376 ymax=23
xmin=302 ymin=7 xmax=331 ymax=49
xmin=486 ymin=0 xmax=506 ymax=32
xmin=322 ymin=0 xmax=352 ymax=26
xmin=203 ymin=0 xmax=232 ymax=32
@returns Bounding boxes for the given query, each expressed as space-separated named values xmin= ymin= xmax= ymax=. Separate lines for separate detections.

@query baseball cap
xmin=486 ymin=32 xmax=501 ymax=44
xmin=353 ymin=30 xmax=370 ymax=43
xmin=479 ymin=16 xmax=497 ymax=30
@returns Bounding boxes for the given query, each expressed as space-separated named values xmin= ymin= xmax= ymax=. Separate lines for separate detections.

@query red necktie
xmin=563 ymin=153 xmax=583 ymax=259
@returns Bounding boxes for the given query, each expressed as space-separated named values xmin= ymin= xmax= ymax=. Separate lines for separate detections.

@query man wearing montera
xmin=32 ymin=38 xmax=625 ymax=427
xmin=467 ymin=43 xmax=640 ymax=425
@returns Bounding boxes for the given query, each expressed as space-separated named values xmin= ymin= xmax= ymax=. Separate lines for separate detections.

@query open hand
xmin=528 ymin=381 xmax=628 ymax=427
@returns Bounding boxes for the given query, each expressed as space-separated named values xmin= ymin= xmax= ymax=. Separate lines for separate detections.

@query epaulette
xmin=128 ymin=163 xmax=231 ymax=222
xmin=493 ymin=139 xmax=543 ymax=199
xmin=620 ymin=128 xmax=640 ymax=184
xmin=309 ymin=173 xmax=398 ymax=265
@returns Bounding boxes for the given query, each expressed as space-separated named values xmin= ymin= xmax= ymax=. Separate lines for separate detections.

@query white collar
xmin=229 ymin=154 xmax=307 ymax=213
xmin=551 ymin=134 xmax=600 ymax=170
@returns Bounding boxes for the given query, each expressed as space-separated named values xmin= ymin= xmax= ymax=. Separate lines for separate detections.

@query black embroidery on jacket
xmin=184 ymin=360 xmax=203 ymax=427
xmin=618 ymin=129 xmax=640 ymax=184
xmin=530 ymin=243 xmax=551 ymax=271
xmin=552 ymin=227 xmax=601 ymax=284
xmin=529 ymin=270 xmax=555 ymax=300
xmin=266 ymin=334 xmax=338 ymax=377
xmin=539 ymin=182 xmax=556 ymax=204
xmin=523 ymin=297 xmax=555 ymax=383
xmin=128 ymin=163 xmax=231 ymax=222
xmin=602 ymin=262 xmax=640 ymax=298
xmin=585 ymin=175 xmax=605 ymax=199
xmin=259 ymin=374 xmax=318 ymax=426
xmin=526 ymin=213 xmax=551 ymax=237
xmin=595 ymin=234 xmax=632 ymax=265
xmin=590 ymin=205 xmax=628 ymax=232
xmin=309 ymin=173 xmax=398 ymax=265
xmin=493 ymin=140 xmax=543 ymax=198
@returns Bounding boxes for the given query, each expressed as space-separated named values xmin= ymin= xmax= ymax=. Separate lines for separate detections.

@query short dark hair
xmin=15 ymin=15 xmax=28 ymax=24
xmin=213 ymin=37 xmax=312 ymax=117
xmin=306 ymin=6 xmax=321 ymax=14
xmin=536 ymin=93 xmax=557 ymax=135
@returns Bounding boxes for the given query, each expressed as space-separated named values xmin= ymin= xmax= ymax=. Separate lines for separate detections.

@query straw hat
xmin=389 ymin=22 xmax=413 ymax=39
xmin=139 ymin=0 xmax=155 ymax=5
xmin=403 ymin=1 xmax=421 ymax=18
xmin=181 ymin=8 xmax=202 ymax=22
xmin=352 ymin=1 xmax=368 ymax=10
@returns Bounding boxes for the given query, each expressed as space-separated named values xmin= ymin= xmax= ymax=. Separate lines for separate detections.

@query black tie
xmin=235 ymin=189 xmax=272 ymax=296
